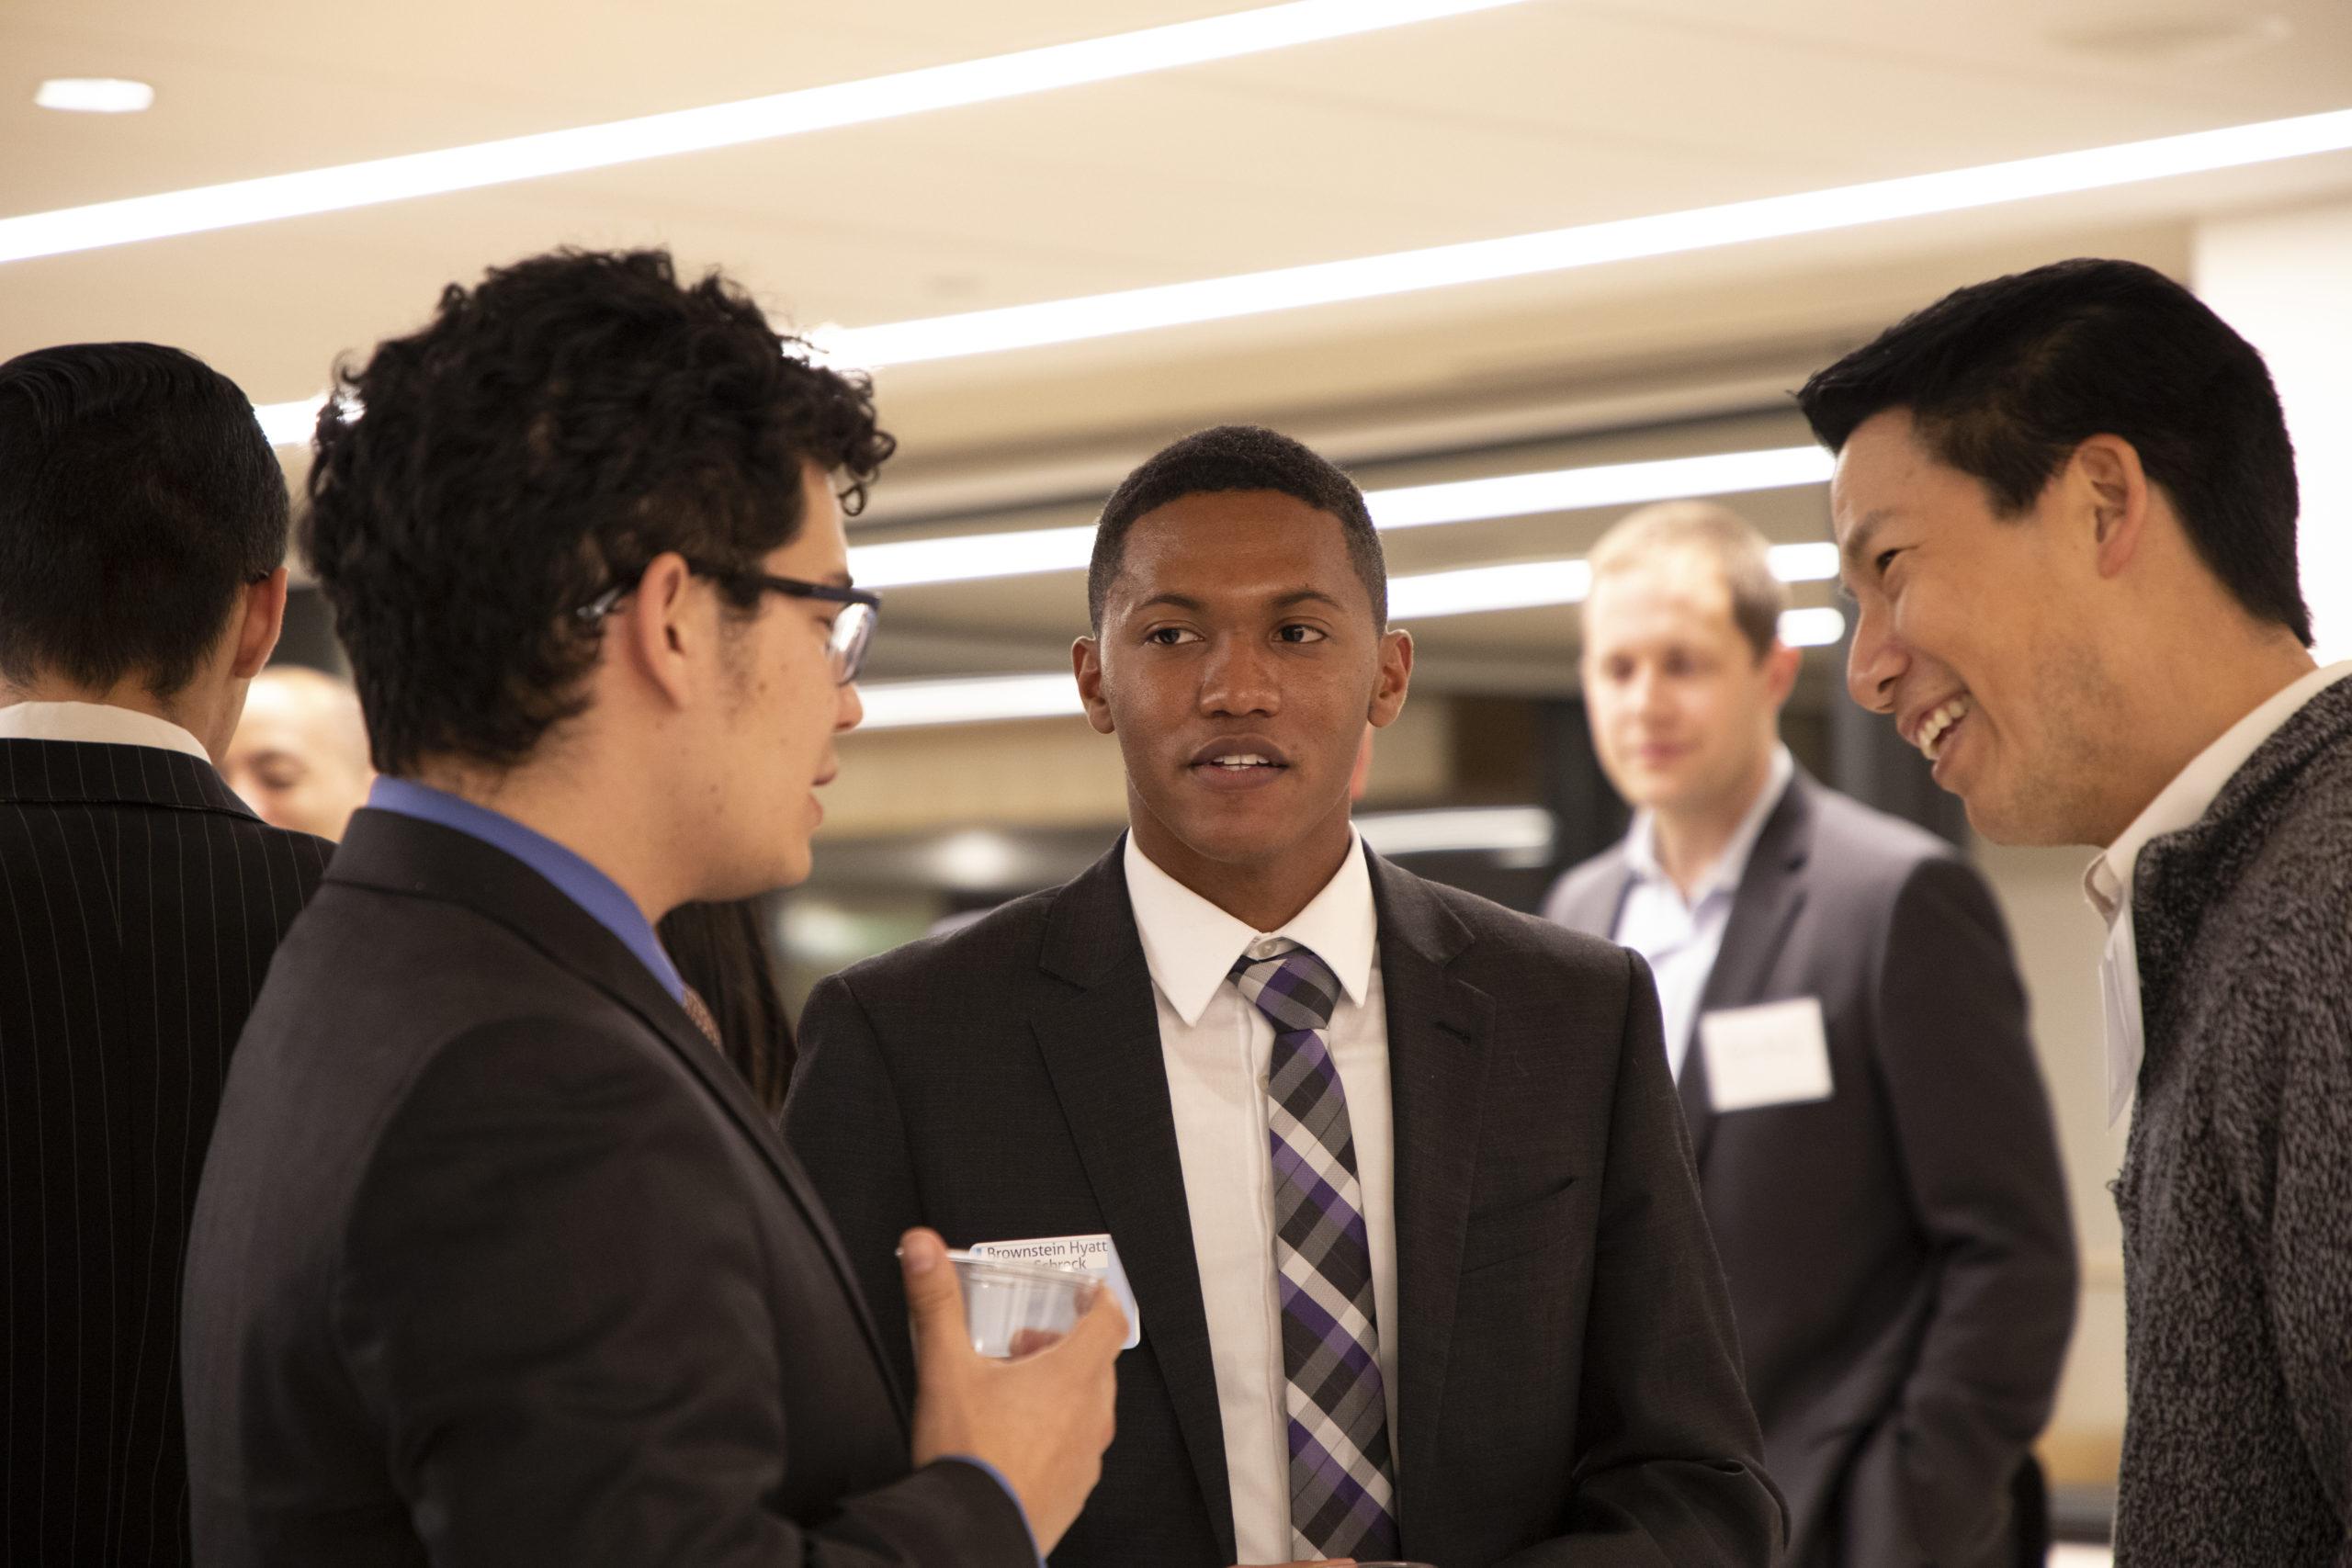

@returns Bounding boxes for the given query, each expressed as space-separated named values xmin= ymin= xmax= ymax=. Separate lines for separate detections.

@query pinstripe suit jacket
xmin=0 ymin=738 xmax=331 ymax=1568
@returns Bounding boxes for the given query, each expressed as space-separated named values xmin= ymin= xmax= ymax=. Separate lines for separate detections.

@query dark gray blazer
xmin=1 ymin=738 xmax=330 ymax=1568
xmin=181 ymin=807 xmax=1032 ymax=1568
xmin=1545 ymin=773 xmax=2075 ymax=1568
xmin=787 ymin=842 xmax=1782 ymax=1568
xmin=2113 ymin=675 xmax=2352 ymax=1566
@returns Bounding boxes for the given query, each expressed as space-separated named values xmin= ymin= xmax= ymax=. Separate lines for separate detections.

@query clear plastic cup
xmin=945 ymin=1249 xmax=1102 ymax=1359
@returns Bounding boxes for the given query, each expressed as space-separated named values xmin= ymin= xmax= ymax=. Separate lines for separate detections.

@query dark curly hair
xmin=0 ymin=342 xmax=287 ymax=696
xmin=1088 ymin=423 xmax=1385 ymax=630
xmin=1798 ymin=257 xmax=2307 ymax=645
xmin=304 ymin=248 xmax=895 ymax=774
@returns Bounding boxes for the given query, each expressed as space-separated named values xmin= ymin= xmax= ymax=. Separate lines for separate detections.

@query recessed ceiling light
xmin=35 ymin=78 xmax=154 ymax=114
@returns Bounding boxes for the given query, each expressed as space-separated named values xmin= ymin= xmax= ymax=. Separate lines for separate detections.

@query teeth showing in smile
xmin=1211 ymin=754 xmax=1274 ymax=770
xmin=1916 ymin=697 xmax=1970 ymax=761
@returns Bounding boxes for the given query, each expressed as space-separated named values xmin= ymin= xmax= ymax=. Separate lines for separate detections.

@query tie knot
xmin=1229 ymin=942 xmax=1340 ymax=1034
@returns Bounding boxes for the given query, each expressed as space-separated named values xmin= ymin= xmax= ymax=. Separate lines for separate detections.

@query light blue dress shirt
xmin=1611 ymin=747 xmax=1793 ymax=1079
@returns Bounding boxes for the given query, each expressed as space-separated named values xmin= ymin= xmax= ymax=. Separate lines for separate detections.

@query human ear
xmin=624 ymin=553 xmax=698 ymax=708
xmin=1072 ymin=636 xmax=1114 ymax=736
xmin=229 ymin=566 xmax=290 ymax=680
xmin=2073 ymin=434 xmax=2152 ymax=581
xmin=1367 ymin=627 xmax=1414 ymax=728
xmin=1762 ymin=639 xmax=1802 ymax=709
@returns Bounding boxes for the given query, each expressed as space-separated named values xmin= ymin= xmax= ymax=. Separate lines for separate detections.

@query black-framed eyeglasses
xmin=574 ymin=559 xmax=882 ymax=687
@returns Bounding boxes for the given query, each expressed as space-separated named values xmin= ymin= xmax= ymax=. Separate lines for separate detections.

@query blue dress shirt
xmin=364 ymin=776 xmax=687 ymax=1004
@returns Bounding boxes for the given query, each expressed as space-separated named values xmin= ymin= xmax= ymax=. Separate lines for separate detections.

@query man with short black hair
xmin=182 ymin=248 xmax=1123 ymax=1567
xmin=1802 ymin=256 xmax=2352 ymax=1565
xmin=0 ymin=341 xmax=331 ymax=1567
xmin=1546 ymin=500 xmax=2074 ymax=1568
xmin=790 ymin=423 xmax=1781 ymax=1567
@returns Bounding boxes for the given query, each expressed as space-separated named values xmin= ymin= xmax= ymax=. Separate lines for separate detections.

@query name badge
xmin=1699 ymin=997 xmax=1834 ymax=1113
xmin=965 ymin=1233 xmax=1141 ymax=1349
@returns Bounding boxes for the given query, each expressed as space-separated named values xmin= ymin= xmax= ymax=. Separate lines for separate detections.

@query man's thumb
xmin=899 ymin=1228 xmax=967 ymax=1359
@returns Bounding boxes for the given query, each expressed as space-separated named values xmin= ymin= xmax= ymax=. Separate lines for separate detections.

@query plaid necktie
xmin=1229 ymin=942 xmax=1400 ymax=1560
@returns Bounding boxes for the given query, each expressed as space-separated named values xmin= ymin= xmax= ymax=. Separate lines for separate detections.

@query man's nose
xmin=1200 ymin=634 xmax=1278 ymax=716
xmin=1845 ymin=603 xmax=1904 ymax=715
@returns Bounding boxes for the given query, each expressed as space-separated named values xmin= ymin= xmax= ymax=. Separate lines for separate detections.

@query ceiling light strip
xmin=0 ymin=0 xmax=1532 ymax=265
xmin=828 ymin=107 xmax=2352 ymax=367
xmin=846 ymin=446 xmax=1836 ymax=589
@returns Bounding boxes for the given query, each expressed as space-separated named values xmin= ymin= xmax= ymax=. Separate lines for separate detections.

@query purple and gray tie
xmin=1229 ymin=942 xmax=1400 ymax=1561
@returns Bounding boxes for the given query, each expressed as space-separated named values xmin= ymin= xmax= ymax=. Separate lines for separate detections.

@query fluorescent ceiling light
xmin=1369 ymin=446 xmax=1829 ymax=529
xmin=1356 ymin=806 xmax=1554 ymax=863
xmin=1386 ymin=558 xmax=1841 ymax=622
xmin=853 ymin=524 xmax=1096 ymax=590
xmin=254 ymin=394 xmax=326 ymax=447
xmin=0 ymin=0 xmax=1531 ymax=265
xmin=1390 ymin=558 xmax=1591 ymax=619
xmin=847 ymin=445 xmax=1833 ymax=588
xmin=1765 ymin=541 xmax=1840 ymax=582
xmin=829 ymin=107 xmax=2352 ymax=367
xmin=855 ymin=671 xmax=1085 ymax=728
xmin=1779 ymin=605 xmax=1848 ymax=648
xmin=36 ymin=78 xmax=154 ymax=114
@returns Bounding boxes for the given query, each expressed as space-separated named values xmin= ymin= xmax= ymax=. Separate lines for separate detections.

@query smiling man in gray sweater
xmin=1799 ymin=257 xmax=2352 ymax=1567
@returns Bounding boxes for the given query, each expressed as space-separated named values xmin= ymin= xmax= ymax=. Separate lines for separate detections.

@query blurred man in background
xmin=1544 ymin=501 xmax=2074 ymax=1568
xmin=791 ymin=424 xmax=1780 ymax=1568
xmin=1803 ymin=256 xmax=2352 ymax=1568
xmin=181 ymin=248 xmax=1122 ymax=1566
xmin=222 ymin=663 xmax=374 ymax=839
xmin=0 ymin=342 xmax=332 ymax=1567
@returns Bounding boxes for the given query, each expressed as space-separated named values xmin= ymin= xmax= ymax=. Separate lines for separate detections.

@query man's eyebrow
xmin=1840 ymin=511 xmax=1894 ymax=575
xmin=1270 ymin=589 xmax=1347 ymax=611
xmin=1134 ymin=591 xmax=1206 ymax=614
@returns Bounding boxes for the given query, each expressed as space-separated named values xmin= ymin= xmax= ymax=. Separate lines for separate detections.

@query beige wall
xmin=1973 ymin=839 xmax=2128 ymax=1485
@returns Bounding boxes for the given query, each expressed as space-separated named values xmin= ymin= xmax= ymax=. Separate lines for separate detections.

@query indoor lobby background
xmin=7 ymin=2 xmax=2350 ymax=1558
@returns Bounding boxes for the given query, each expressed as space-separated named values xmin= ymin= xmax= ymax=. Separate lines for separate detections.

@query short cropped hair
xmin=1589 ymin=501 xmax=1788 ymax=660
xmin=305 ymin=248 xmax=894 ymax=775
xmin=1797 ymin=257 xmax=2308 ymax=645
xmin=1088 ymin=424 xmax=1385 ymax=629
xmin=0 ymin=342 xmax=288 ymax=696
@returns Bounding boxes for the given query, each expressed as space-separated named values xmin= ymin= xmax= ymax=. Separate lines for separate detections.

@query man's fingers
xmin=898 ymin=1228 xmax=967 ymax=1363
xmin=1066 ymin=1280 xmax=1128 ymax=1353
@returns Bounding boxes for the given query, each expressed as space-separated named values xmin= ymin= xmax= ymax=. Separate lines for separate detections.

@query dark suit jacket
xmin=1545 ymin=773 xmax=2075 ymax=1568
xmin=1 ymin=737 xmax=330 ymax=1568
xmin=787 ymin=842 xmax=1781 ymax=1568
xmin=180 ymin=807 xmax=1033 ymax=1567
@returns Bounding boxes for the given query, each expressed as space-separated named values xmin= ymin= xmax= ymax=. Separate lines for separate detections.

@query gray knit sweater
xmin=2114 ymin=674 xmax=2352 ymax=1564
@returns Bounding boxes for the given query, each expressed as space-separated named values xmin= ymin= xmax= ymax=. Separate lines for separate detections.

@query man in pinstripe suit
xmin=0 ymin=342 xmax=334 ymax=1566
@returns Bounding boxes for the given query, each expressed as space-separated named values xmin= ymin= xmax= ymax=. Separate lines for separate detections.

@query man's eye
xmin=1875 ymin=548 xmax=1902 ymax=575
xmin=1274 ymin=624 xmax=1326 ymax=645
xmin=1145 ymin=626 xmax=1199 ymax=646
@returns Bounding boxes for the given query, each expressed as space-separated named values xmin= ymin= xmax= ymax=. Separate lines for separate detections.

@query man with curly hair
xmin=181 ymin=249 xmax=1123 ymax=1568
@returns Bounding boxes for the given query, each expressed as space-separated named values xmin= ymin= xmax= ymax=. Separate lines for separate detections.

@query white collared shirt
xmin=2085 ymin=660 xmax=2352 ymax=1125
xmin=1611 ymin=746 xmax=1795 ymax=1078
xmin=1123 ymin=829 xmax=1396 ymax=1567
xmin=0 ymin=699 xmax=210 ymax=761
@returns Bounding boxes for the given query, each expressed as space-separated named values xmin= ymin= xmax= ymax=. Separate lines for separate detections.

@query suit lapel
xmin=1687 ymin=774 xmax=1815 ymax=1167
xmin=1028 ymin=849 xmax=1240 ymax=1562
xmin=1367 ymin=854 xmax=1491 ymax=1514
xmin=327 ymin=810 xmax=912 ymax=1421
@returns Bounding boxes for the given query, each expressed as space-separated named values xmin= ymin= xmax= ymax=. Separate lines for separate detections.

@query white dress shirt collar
xmin=2084 ymin=660 xmax=2352 ymax=925
xmin=0 ymin=699 xmax=210 ymax=762
xmin=1123 ymin=829 xmax=1377 ymax=1026
xmin=1623 ymin=744 xmax=1795 ymax=910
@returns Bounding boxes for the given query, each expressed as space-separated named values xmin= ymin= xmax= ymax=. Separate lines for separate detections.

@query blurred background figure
xmin=658 ymin=898 xmax=794 ymax=1117
xmin=0 ymin=341 xmax=332 ymax=1568
xmin=223 ymin=664 xmax=374 ymax=840
xmin=1545 ymin=501 xmax=2075 ymax=1568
